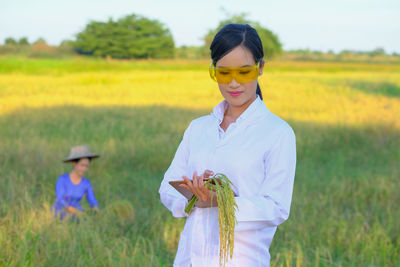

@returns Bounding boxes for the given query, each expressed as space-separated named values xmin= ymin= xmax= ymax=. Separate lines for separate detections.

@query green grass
xmin=0 ymin=56 xmax=399 ymax=266
xmin=0 ymin=56 xmax=209 ymax=74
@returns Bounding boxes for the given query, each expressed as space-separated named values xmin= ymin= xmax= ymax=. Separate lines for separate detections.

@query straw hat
xmin=63 ymin=145 xmax=100 ymax=162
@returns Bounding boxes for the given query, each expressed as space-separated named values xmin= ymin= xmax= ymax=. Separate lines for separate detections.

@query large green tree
xmin=203 ymin=14 xmax=282 ymax=59
xmin=73 ymin=14 xmax=175 ymax=59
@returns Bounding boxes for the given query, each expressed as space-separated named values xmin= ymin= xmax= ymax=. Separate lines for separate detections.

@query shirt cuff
xmin=234 ymin=196 xmax=289 ymax=231
xmin=171 ymin=197 xmax=189 ymax=218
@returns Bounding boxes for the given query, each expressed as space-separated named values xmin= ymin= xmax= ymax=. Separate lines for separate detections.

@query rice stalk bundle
xmin=184 ymin=173 xmax=238 ymax=266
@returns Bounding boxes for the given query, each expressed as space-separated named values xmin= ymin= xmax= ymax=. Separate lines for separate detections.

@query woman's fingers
xmin=182 ymin=175 xmax=191 ymax=185
xmin=197 ymin=171 xmax=205 ymax=188
xmin=192 ymin=171 xmax=199 ymax=188
xmin=199 ymin=176 xmax=205 ymax=189
xmin=182 ymin=175 xmax=194 ymax=191
xmin=179 ymin=183 xmax=191 ymax=193
xmin=196 ymin=173 xmax=206 ymax=201
xmin=182 ymin=173 xmax=200 ymax=193
xmin=181 ymin=171 xmax=213 ymax=202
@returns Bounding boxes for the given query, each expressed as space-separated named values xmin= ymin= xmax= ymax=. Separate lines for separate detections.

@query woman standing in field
xmin=53 ymin=145 xmax=100 ymax=220
xmin=159 ymin=24 xmax=296 ymax=266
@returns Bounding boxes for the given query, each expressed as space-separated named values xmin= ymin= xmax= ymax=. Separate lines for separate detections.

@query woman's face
xmin=215 ymin=45 xmax=264 ymax=108
xmin=73 ymin=158 xmax=90 ymax=177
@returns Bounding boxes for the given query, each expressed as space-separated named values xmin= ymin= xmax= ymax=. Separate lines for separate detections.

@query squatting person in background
xmin=53 ymin=145 xmax=100 ymax=219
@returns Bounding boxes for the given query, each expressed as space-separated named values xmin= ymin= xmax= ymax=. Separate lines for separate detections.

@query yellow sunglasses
xmin=209 ymin=62 xmax=260 ymax=84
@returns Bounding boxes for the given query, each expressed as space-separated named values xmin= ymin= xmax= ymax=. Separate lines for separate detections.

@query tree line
xmin=1 ymin=13 xmax=398 ymax=62
xmin=0 ymin=13 xmax=283 ymax=60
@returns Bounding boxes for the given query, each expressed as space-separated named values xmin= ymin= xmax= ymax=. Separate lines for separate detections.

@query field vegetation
xmin=0 ymin=56 xmax=399 ymax=266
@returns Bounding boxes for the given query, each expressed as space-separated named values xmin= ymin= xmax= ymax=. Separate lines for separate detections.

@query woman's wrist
xmin=195 ymin=194 xmax=219 ymax=208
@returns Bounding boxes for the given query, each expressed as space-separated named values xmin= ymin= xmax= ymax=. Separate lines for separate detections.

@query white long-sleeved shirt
xmin=159 ymin=96 xmax=296 ymax=267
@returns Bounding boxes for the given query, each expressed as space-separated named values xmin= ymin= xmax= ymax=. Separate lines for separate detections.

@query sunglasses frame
xmin=209 ymin=61 xmax=261 ymax=84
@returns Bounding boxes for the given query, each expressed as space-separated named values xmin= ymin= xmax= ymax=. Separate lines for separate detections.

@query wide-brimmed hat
xmin=63 ymin=145 xmax=100 ymax=162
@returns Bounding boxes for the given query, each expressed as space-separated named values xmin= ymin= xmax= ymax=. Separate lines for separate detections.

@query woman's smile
xmin=228 ymin=91 xmax=243 ymax=97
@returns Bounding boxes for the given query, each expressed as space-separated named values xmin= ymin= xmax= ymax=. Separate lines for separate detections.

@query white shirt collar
xmin=212 ymin=95 xmax=267 ymax=125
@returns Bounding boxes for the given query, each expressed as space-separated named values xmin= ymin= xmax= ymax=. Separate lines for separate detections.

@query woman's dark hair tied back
xmin=210 ymin=23 xmax=264 ymax=100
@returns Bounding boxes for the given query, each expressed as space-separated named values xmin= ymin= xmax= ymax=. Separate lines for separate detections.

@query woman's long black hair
xmin=210 ymin=23 xmax=264 ymax=100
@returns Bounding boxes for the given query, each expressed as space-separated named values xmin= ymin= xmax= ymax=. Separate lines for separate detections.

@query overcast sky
xmin=1 ymin=0 xmax=399 ymax=53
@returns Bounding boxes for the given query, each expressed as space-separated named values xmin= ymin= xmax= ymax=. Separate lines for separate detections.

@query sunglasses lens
xmin=235 ymin=67 xmax=259 ymax=83
xmin=215 ymin=69 xmax=233 ymax=84
xmin=210 ymin=65 xmax=259 ymax=84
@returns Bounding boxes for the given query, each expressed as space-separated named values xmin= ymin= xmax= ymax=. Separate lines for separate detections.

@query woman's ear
xmin=258 ymin=60 xmax=265 ymax=76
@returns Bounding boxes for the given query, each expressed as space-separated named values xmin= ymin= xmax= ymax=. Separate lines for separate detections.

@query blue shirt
xmin=53 ymin=173 xmax=99 ymax=219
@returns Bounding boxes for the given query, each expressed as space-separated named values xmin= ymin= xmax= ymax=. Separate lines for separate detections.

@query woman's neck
xmin=69 ymin=171 xmax=82 ymax=184
xmin=225 ymin=95 xmax=256 ymax=121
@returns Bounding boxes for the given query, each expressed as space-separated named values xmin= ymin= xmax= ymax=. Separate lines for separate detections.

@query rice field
xmin=0 ymin=56 xmax=399 ymax=266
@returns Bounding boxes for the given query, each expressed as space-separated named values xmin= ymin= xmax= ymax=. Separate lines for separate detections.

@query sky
xmin=1 ymin=0 xmax=399 ymax=53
